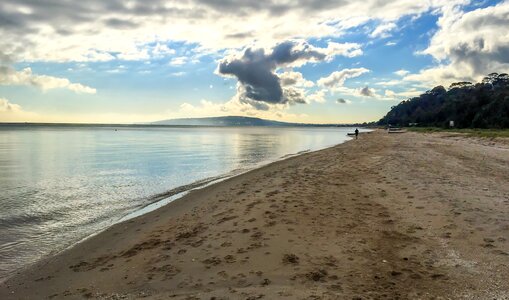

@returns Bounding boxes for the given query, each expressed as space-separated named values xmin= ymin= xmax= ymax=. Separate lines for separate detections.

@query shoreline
xmin=2 ymin=135 xmax=351 ymax=281
xmin=116 ymin=147 xmax=318 ymax=224
xmin=0 ymin=136 xmax=353 ymax=284
xmin=2 ymin=130 xmax=508 ymax=299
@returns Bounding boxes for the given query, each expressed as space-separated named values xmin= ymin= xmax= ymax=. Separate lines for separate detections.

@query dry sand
xmin=1 ymin=130 xmax=509 ymax=299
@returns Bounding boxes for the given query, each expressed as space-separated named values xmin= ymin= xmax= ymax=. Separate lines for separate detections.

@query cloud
xmin=394 ymin=69 xmax=409 ymax=76
xmin=279 ymin=71 xmax=314 ymax=88
xmin=384 ymin=88 xmax=424 ymax=99
xmin=394 ymin=88 xmax=424 ymax=98
xmin=405 ymin=1 xmax=509 ymax=86
xmin=317 ymin=68 xmax=370 ymax=89
xmin=151 ymin=43 xmax=176 ymax=58
xmin=317 ymin=68 xmax=399 ymax=101
xmin=370 ymin=22 xmax=397 ymax=38
xmin=169 ymin=56 xmax=188 ymax=66
xmin=0 ymin=0 xmax=468 ymax=64
xmin=0 ymin=97 xmax=42 ymax=122
xmin=331 ymin=85 xmax=399 ymax=101
xmin=115 ymin=43 xmax=176 ymax=61
xmin=384 ymin=90 xmax=396 ymax=98
xmin=0 ymin=66 xmax=96 ymax=94
xmin=375 ymin=79 xmax=402 ymax=86
xmin=336 ymin=98 xmax=351 ymax=104
xmin=323 ymin=42 xmax=364 ymax=59
xmin=359 ymin=86 xmax=375 ymax=97
xmin=217 ymin=40 xmax=361 ymax=107
xmin=104 ymin=18 xmax=139 ymax=30
xmin=169 ymin=71 xmax=186 ymax=77
xmin=0 ymin=97 xmax=22 ymax=112
xmin=282 ymin=87 xmax=307 ymax=105
xmin=307 ymin=90 xmax=327 ymax=103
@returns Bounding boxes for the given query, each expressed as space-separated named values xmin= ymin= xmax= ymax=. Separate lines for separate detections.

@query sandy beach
xmin=1 ymin=130 xmax=508 ymax=299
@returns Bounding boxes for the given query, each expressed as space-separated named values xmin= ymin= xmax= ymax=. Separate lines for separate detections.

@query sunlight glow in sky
xmin=0 ymin=0 xmax=507 ymax=124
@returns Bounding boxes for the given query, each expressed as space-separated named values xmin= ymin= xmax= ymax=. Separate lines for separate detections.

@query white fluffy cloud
xmin=322 ymin=42 xmax=364 ymax=60
xmin=328 ymin=84 xmax=400 ymax=101
xmin=316 ymin=68 xmax=400 ymax=101
xmin=370 ymin=22 xmax=397 ymax=38
xmin=307 ymin=90 xmax=327 ymax=103
xmin=384 ymin=88 xmax=424 ymax=99
xmin=384 ymin=89 xmax=397 ymax=98
xmin=0 ymin=98 xmax=42 ymax=122
xmin=0 ymin=97 xmax=21 ymax=112
xmin=317 ymin=68 xmax=370 ymax=89
xmin=375 ymin=80 xmax=402 ymax=86
xmin=394 ymin=69 xmax=409 ymax=76
xmin=0 ymin=66 xmax=96 ymax=94
xmin=279 ymin=71 xmax=314 ymax=88
xmin=169 ymin=57 xmax=188 ymax=66
xmin=405 ymin=1 xmax=509 ymax=86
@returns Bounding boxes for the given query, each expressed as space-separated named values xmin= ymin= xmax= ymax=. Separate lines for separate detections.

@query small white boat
xmin=388 ymin=128 xmax=406 ymax=133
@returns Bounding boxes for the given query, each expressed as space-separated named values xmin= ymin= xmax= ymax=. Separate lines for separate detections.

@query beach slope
xmin=1 ymin=130 xmax=509 ymax=299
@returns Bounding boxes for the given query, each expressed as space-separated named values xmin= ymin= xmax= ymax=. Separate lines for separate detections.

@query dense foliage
xmin=378 ymin=73 xmax=509 ymax=128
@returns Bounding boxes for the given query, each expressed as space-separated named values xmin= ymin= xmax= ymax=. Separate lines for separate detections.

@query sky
xmin=0 ymin=0 xmax=508 ymax=124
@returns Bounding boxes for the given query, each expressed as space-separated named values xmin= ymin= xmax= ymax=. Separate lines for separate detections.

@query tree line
xmin=378 ymin=73 xmax=509 ymax=128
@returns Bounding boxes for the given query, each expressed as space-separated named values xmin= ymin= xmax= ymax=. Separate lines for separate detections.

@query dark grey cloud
xmin=0 ymin=52 xmax=14 ymax=64
xmin=195 ymin=0 xmax=348 ymax=15
xmin=0 ymin=0 xmax=204 ymax=37
xmin=218 ymin=41 xmax=336 ymax=107
xmin=450 ymin=44 xmax=509 ymax=77
xmin=360 ymin=86 xmax=375 ymax=97
xmin=283 ymin=88 xmax=307 ymax=105
xmin=219 ymin=48 xmax=283 ymax=103
xmin=280 ymin=76 xmax=297 ymax=86
xmin=0 ymin=0 xmax=426 ymax=33
xmin=104 ymin=18 xmax=139 ymax=30
xmin=336 ymin=98 xmax=347 ymax=104
xmin=225 ymin=31 xmax=254 ymax=40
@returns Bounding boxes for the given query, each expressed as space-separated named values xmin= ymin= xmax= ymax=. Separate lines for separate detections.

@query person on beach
xmin=355 ymin=128 xmax=359 ymax=139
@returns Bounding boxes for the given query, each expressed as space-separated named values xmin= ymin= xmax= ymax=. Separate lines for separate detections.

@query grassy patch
xmin=407 ymin=127 xmax=509 ymax=138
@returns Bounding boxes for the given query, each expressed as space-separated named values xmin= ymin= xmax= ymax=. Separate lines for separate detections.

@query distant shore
xmin=1 ymin=130 xmax=509 ymax=299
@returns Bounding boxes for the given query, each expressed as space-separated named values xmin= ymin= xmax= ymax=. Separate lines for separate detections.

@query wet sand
xmin=1 ymin=130 xmax=509 ymax=299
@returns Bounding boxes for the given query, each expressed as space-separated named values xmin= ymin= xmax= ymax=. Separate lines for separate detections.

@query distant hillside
xmin=378 ymin=73 xmax=509 ymax=128
xmin=153 ymin=116 xmax=300 ymax=126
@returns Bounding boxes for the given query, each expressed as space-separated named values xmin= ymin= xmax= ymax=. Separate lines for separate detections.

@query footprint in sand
xmin=305 ymin=269 xmax=328 ymax=282
xmin=224 ymin=255 xmax=236 ymax=263
xmin=202 ymin=256 xmax=222 ymax=268
xmin=282 ymin=254 xmax=300 ymax=264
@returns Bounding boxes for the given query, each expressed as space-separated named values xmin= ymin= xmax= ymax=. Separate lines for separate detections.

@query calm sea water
xmin=0 ymin=125 xmax=359 ymax=279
